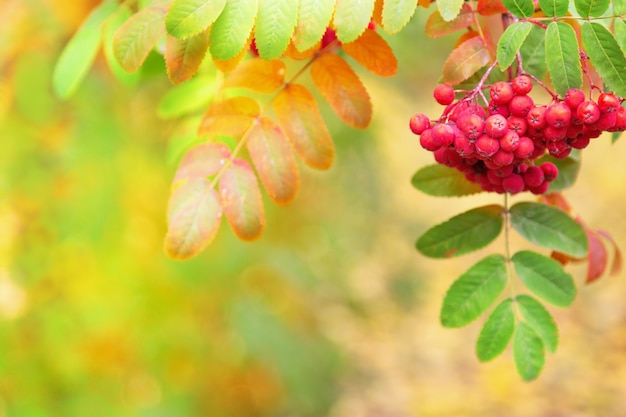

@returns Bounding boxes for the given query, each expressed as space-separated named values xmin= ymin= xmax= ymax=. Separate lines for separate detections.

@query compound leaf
xmin=440 ymin=255 xmax=508 ymax=328
xmin=219 ymin=158 xmax=265 ymax=241
xmin=210 ymin=0 xmax=258 ymax=60
xmin=497 ymin=22 xmax=533 ymax=71
xmin=165 ymin=31 xmax=210 ymax=84
xmin=416 ymin=205 xmax=504 ymax=258
xmin=198 ymin=96 xmax=260 ymax=137
xmin=545 ymin=21 xmax=582 ymax=97
xmin=223 ymin=58 xmax=286 ymax=93
xmin=292 ymin=0 xmax=334 ymax=51
xmin=510 ymin=202 xmax=588 ymax=257
xmin=273 ymin=83 xmax=335 ymax=170
xmin=382 ymin=0 xmax=417 ymax=33
xmin=173 ymin=142 xmax=232 ymax=185
xmin=581 ymin=22 xmax=626 ymax=97
xmin=311 ymin=53 xmax=372 ymax=129
xmin=166 ymin=0 xmax=226 ymax=39
xmin=255 ymin=0 xmax=299 ymax=59
xmin=443 ymin=36 xmax=491 ymax=85
xmin=333 ymin=0 xmax=376 ymax=43
xmin=164 ymin=177 xmax=223 ymax=260
xmin=512 ymin=250 xmax=576 ymax=307
xmin=539 ymin=0 xmax=570 ymax=17
xmin=113 ymin=5 xmax=167 ymax=73
xmin=513 ymin=321 xmax=545 ymax=381
xmin=342 ymin=29 xmax=398 ymax=77
xmin=247 ymin=118 xmax=300 ymax=205
xmin=476 ymin=298 xmax=515 ymax=362
xmin=501 ymin=0 xmax=535 ymax=17
xmin=411 ymin=164 xmax=482 ymax=197
xmin=574 ymin=0 xmax=610 ymax=17
xmin=516 ymin=295 xmax=559 ymax=353
xmin=53 ymin=0 xmax=119 ymax=98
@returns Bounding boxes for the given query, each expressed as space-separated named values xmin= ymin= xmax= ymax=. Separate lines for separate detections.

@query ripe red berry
xmin=492 ymin=164 xmax=515 ymax=177
xmin=409 ymin=113 xmax=431 ymax=135
xmin=529 ymin=181 xmax=550 ymax=195
xmin=453 ymin=133 xmax=475 ymax=157
xmin=321 ymin=28 xmax=339 ymax=49
xmin=458 ymin=113 xmax=485 ymax=140
xmin=485 ymin=114 xmax=508 ymax=138
xmin=514 ymin=136 xmax=535 ymax=159
xmin=545 ymin=102 xmax=572 ymax=128
xmin=568 ymin=135 xmax=590 ymax=149
xmin=598 ymin=92 xmax=620 ymax=113
xmin=502 ymin=174 xmax=525 ymax=194
xmin=565 ymin=88 xmax=585 ymax=111
xmin=488 ymin=100 xmax=511 ymax=117
xmin=540 ymin=161 xmax=559 ymax=182
xmin=509 ymin=94 xmax=534 ymax=116
xmin=499 ymin=130 xmax=519 ymax=152
xmin=475 ymin=134 xmax=500 ymax=158
xmin=589 ymin=111 xmax=617 ymax=131
xmin=511 ymin=75 xmax=533 ymax=95
xmin=527 ymin=105 xmax=547 ymax=129
xmin=434 ymin=84 xmax=455 ymax=105
xmin=611 ymin=106 xmax=626 ymax=131
xmin=507 ymin=116 xmax=528 ymax=136
xmin=435 ymin=147 xmax=463 ymax=167
xmin=432 ymin=123 xmax=455 ymax=147
xmin=577 ymin=100 xmax=601 ymax=124
xmin=492 ymin=150 xmax=515 ymax=166
xmin=490 ymin=81 xmax=514 ymax=104
xmin=419 ymin=128 xmax=441 ymax=151
xmin=543 ymin=125 xmax=568 ymax=142
xmin=523 ymin=166 xmax=545 ymax=187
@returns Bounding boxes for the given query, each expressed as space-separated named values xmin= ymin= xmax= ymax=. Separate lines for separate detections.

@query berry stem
xmin=523 ymin=71 xmax=558 ymax=100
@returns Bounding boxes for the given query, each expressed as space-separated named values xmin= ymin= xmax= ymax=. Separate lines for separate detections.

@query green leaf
xmin=165 ymin=31 xmax=210 ymax=85
xmin=333 ymin=0 xmax=376 ymax=43
xmin=520 ymin=25 xmax=548 ymax=79
xmin=574 ymin=0 xmax=610 ymax=17
xmin=440 ymin=255 xmax=508 ymax=328
xmin=416 ymin=205 xmax=504 ymax=258
xmin=538 ymin=151 xmax=581 ymax=192
xmin=513 ymin=321 xmax=545 ymax=381
xmin=509 ymin=202 xmax=588 ymax=257
xmin=581 ymin=22 xmax=626 ymax=97
xmin=437 ymin=0 xmax=464 ymax=21
xmin=614 ymin=0 xmax=626 ymax=15
xmin=102 ymin=5 xmax=140 ymax=85
xmin=113 ymin=5 xmax=167 ymax=73
xmin=476 ymin=299 xmax=515 ymax=362
xmin=382 ymin=0 xmax=418 ymax=33
xmin=157 ymin=74 xmax=217 ymax=119
xmin=292 ymin=0 xmax=334 ymax=51
xmin=166 ymin=0 xmax=226 ymax=39
xmin=516 ymin=295 xmax=559 ymax=353
xmin=539 ymin=0 xmax=570 ymax=17
xmin=209 ymin=0 xmax=259 ymax=60
xmin=512 ymin=250 xmax=577 ymax=307
xmin=613 ymin=18 xmax=626 ymax=54
xmin=52 ymin=0 xmax=119 ymax=98
xmin=497 ymin=22 xmax=533 ymax=71
xmin=501 ymin=0 xmax=535 ymax=17
xmin=545 ymin=22 xmax=583 ymax=97
xmin=411 ymin=164 xmax=482 ymax=197
xmin=255 ymin=0 xmax=299 ymax=59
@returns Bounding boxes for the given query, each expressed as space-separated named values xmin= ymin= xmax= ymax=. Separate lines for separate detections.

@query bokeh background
xmin=1 ymin=1 xmax=626 ymax=416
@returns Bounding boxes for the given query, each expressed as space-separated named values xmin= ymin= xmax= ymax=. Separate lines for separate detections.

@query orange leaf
xmin=283 ymin=40 xmax=320 ymax=60
xmin=165 ymin=31 xmax=210 ymax=85
xmin=443 ymin=36 xmax=491 ymax=85
xmin=273 ymin=83 xmax=335 ymax=170
xmin=418 ymin=0 xmax=432 ymax=8
xmin=477 ymin=0 xmax=508 ymax=15
xmin=198 ymin=97 xmax=260 ymax=137
xmin=597 ymin=230 xmax=624 ymax=277
xmin=212 ymin=40 xmax=249 ymax=73
xmin=247 ymin=118 xmax=300 ymax=205
xmin=586 ymin=229 xmax=608 ymax=284
xmin=219 ymin=158 xmax=265 ymax=241
xmin=310 ymin=53 xmax=372 ymax=129
xmin=223 ymin=58 xmax=286 ymax=93
xmin=453 ymin=30 xmax=479 ymax=48
xmin=164 ymin=177 xmax=223 ymax=260
xmin=173 ymin=142 xmax=231 ymax=186
xmin=342 ymin=29 xmax=398 ymax=77
xmin=425 ymin=4 xmax=473 ymax=38
xmin=372 ymin=0 xmax=384 ymax=25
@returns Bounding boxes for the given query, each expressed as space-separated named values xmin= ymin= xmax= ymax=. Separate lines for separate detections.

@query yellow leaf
xmin=164 ymin=31 xmax=210 ymax=85
xmin=223 ymin=58 xmax=286 ymax=93
xmin=272 ymin=83 xmax=335 ymax=170
xmin=310 ymin=53 xmax=372 ymax=129
xmin=342 ymin=29 xmax=398 ymax=77
xmin=198 ymin=96 xmax=260 ymax=137
xmin=212 ymin=39 xmax=250 ymax=73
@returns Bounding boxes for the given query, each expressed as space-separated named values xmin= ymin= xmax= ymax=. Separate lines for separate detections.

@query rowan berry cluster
xmin=410 ymin=76 xmax=626 ymax=194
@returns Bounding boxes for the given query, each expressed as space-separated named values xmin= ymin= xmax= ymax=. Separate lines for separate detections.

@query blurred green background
xmin=1 ymin=1 xmax=626 ymax=416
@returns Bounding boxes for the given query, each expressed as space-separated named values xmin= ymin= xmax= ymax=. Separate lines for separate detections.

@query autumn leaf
xmin=310 ymin=53 xmax=372 ymax=129
xmin=172 ymin=142 xmax=232 ymax=186
xmin=443 ymin=36 xmax=492 ymax=85
xmin=165 ymin=31 xmax=210 ymax=85
xmin=342 ymin=29 xmax=398 ymax=77
xmin=198 ymin=97 xmax=260 ymax=137
xmin=222 ymin=58 xmax=286 ymax=93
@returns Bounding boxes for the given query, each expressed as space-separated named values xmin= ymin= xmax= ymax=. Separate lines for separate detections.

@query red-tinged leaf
xmin=454 ymin=30 xmax=480 ymax=48
xmin=342 ymin=29 xmax=398 ymax=77
xmin=164 ymin=178 xmax=223 ymax=260
xmin=173 ymin=142 xmax=231 ymax=185
xmin=165 ymin=31 xmax=210 ymax=85
xmin=222 ymin=58 xmax=287 ymax=93
xmin=443 ymin=36 xmax=492 ymax=85
xmin=272 ymin=83 xmax=335 ymax=170
xmin=310 ymin=53 xmax=372 ymax=129
xmin=539 ymin=192 xmax=572 ymax=214
xmin=586 ymin=229 xmax=608 ymax=284
xmin=219 ymin=158 xmax=265 ymax=241
xmin=198 ymin=97 xmax=260 ymax=137
xmin=247 ymin=118 xmax=300 ymax=205
xmin=477 ymin=0 xmax=508 ymax=15
xmin=551 ymin=251 xmax=574 ymax=265
xmin=597 ymin=230 xmax=624 ymax=277
xmin=425 ymin=4 xmax=473 ymax=38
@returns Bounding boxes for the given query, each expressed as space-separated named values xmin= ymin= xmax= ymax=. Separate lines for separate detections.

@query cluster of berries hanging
xmin=410 ymin=76 xmax=626 ymax=194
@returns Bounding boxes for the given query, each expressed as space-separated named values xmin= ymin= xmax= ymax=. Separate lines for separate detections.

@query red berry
xmin=492 ymin=164 xmax=515 ymax=177
xmin=434 ymin=84 xmax=455 ymax=105
xmin=507 ymin=116 xmax=528 ymax=136
xmin=436 ymin=147 xmax=463 ymax=167
xmin=540 ymin=162 xmax=559 ymax=181
xmin=321 ymin=28 xmax=339 ymax=49
xmin=523 ymin=166 xmax=545 ymax=188
xmin=409 ymin=113 xmax=431 ymax=135
xmin=545 ymin=102 xmax=572 ymax=128
xmin=577 ymin=100 xmax=601 ymax=124
xmin=611 ymin=106 xmax=626 ymax=131
xmin=529 ymin=181 xmax=550 ymax=195
xmin=546 ymin=140 xmax=570 ymax=157
xmin=509 ymin=95 xmax=534 ymax=116
xmin=502 ymin=174 xmax=525 ymax=194
xmin=492 ymin=150 xmax=515 ymax=166
xmin=488 ymin=100 xmax=511 ymax=117
xmin=490 ymin=81 xmax=514 ymax=104
xmin=527 ymin=105 xmax=547 ymax=129
xmin=598 ymin=92 xmax=620 ymax=113
xmin=419 ymin=128 xmax=441 ymax=151
xmin=514 ymin=136 xmax=535 ymax=159
xmin=432 ymin=123 xmax=455 ymax=147
xmin=589 ymin=111 xmax=617 ymax=131
xmin=454 ymin=134 xmax=475 ymax=157
xmin=565 ymin=89 xmax=585 ymax=111
xmin=499 ymin=130 xmax=519 ymax=152
xmin=511 ymin=75 xmax=533 ymax=95
xmin=485 ymin=114 xmax=508 ymax=138
xmin=458 ymin=113 xmax=485 ymax=140
xmin=475 ymin=134 xmax=500 ymax=158
xmin=568 ymin=135 xmax=590 ymax=149
xmin=544 ymin=125 xmax=568 ymax=142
